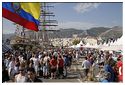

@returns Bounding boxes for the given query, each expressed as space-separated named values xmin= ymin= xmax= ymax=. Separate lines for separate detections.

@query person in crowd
xmin=82 ymin=57 xmax=91 ymax=80
xmin=8 ymin=57 xmax=16 ymax=80
xmin=116 ymin=55 xmax=123 ymax=82
xmin=19 ymin=55 xmax=27 ymax=69
xmin=39 ymin=57 xmax=44 ymax=77
xmin=67 ymin=52 xmax=72 ymax=71
xmin=26 ymin=68 xmax=42 ymax=82
xmin=28 ymin=60 xmax=34 ymax=69
xmin=30 ymin=54 xmax=40 ymax=77
xmin=38 ymin=52 xmax=43 ymax=59
xmin=26 ymin=50 xmax=32 ymax=61
xmin=104 ymin=59 xmax=115 ymax=82
xmin=14 ymin=67 xmax=27 ymax=82
xmin=88 ymin=55 xmax=94 ymax=65
xmin=104 ymin=51 xmax=110 ymax=63
xmin=49 ymin=56 xmax=57 ymax=79
xmin=14 ymin=57 xmax=20 ymax=75
xmin=43 ymin=54 xmax=50 ymax=78
xmin=63 ymin=53 xmax=69 ymax=77
xmin=4 ymin=54 xmax=11 ymax=70
xmin=92 ymin=61 xmax=100 ymax=79
xmin=57 ymin=55 xmax=64 ymax=78
xmin=75 ymin=50 xmax=80 ymax=64
xmin=101 ymin=71 xmax=111 ymax=83
xmin=2 ymin=61 xmax=10 ymax=83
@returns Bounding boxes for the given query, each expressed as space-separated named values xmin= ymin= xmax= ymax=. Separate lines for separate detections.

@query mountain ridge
xmin=3 ymin=26 xmax=122 ymax=41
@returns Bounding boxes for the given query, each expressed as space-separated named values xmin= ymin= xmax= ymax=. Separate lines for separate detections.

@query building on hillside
xmin=85 ymin=36 xmax=98 ymax=45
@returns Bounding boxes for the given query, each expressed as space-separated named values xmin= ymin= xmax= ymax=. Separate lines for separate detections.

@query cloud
xmin=74 ymin=3 xmax=100 ymax=13
xmin=58 ymin=21 xmax=100 ymax=30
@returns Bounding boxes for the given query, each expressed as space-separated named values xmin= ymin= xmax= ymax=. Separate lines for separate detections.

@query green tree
xmin=72 ymin=39 xmax=80 ymax=45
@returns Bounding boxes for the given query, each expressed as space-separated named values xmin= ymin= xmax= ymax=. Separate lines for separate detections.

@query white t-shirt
xmin=15 ymin=74 xmax=26 ymax=82
xmin=30 ymin=57 xmax=39 ymax=66
xmin=76 ymin=52 xmax=79 ymax=59
xmin=38 ymin=54 xmax=42 ymax=59
xmin=8 ymin=61 xmax=16 ymax=75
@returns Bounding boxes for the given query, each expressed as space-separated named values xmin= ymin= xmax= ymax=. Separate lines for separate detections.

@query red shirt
xmin=58 ymin=58 xmax=64 ymax=67
xmin=117 ymin=61 xmax=123 ymax=82
xmin=50 ymin=58 xmax=57 ymax=67
xmin=117 ymin=61 xmax=122 ymax=67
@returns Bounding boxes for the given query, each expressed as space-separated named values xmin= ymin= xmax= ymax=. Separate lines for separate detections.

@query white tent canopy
xmin=90 ymin=44 xmax=100 ymax=49
xmin=69 ymin=45 xmax=77 ymax=49
xmin=84 ymin=43 xmax=91 ymax=48
xmin=100 ymin=45 xmax=122 ymax=51
xmin=100 ymin=36 xmax=123 ymax=51
xmin=112 ymin=36 xmax=122 ymax=45
xmin=69 ymin=36 xmax=123 ymax=51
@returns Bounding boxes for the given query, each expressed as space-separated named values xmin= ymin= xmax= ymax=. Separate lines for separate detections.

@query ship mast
xmin=39 ymin=2 xmax=58 ymax=48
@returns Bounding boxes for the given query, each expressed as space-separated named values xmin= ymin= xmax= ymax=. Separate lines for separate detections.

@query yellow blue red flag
xmin=2 ymin=2 xmax=40 ymax=31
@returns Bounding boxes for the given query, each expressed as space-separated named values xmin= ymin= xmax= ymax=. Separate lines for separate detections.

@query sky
xmin=3 ymin=2 xmax=123 ymax=34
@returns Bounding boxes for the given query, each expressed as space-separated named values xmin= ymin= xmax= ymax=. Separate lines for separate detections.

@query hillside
xmin=100 ymin=26 xmax=122 ymax=39
xmin=86 ymin=27 xmax=111 ymax=37
xmin=48 ymin=28 xmax=84 ymax=38
xmin=2 ymin=26 xmax=122 ymax=41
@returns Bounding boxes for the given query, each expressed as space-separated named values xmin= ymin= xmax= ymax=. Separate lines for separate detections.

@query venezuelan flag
xmin=2 ymin=2 xmax=40 ymax=31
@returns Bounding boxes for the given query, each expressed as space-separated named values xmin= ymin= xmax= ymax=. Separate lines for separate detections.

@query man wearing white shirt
xmin=82 ymin=57 xmax=91 ymax=80
xmin=30 ymin=56 xmax=40 ymax=76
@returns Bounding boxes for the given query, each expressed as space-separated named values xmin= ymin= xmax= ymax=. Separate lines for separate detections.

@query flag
xmin=2 ymin=2 xmax=40 ymax=31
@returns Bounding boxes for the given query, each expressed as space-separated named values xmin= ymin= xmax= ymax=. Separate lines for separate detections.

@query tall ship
xmin=10 ymin=3 xmax=58 ymax=50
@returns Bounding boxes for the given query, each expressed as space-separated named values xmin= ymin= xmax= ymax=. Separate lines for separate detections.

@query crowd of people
xmin=2 ymin=47 xmax=123 ymax=83
xmin=2 ymin=48 xmax=74 ymax=82
xmin=82 ymin=50 xmax=123 ymax=82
